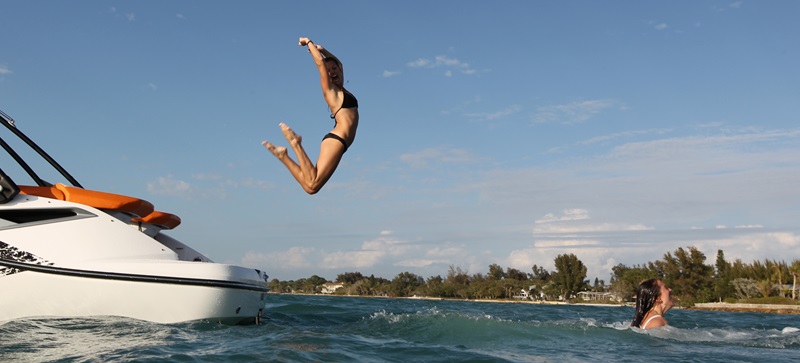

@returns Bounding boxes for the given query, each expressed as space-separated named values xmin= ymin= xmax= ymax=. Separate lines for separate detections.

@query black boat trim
xmin=0 ymin=258 xmax=269 ymax=293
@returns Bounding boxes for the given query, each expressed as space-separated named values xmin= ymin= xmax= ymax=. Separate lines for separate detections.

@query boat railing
xmin=1 ymin=109 xmax=181 ymax=231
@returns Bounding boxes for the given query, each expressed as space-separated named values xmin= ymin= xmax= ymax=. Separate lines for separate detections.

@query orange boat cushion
xmin=133 ymin=211 xmax=182 ymax=230
xmin=53 ymin=184 xmax=155 ymax=217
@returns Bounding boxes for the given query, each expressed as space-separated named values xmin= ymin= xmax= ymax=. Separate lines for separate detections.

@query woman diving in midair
xmin=262 ymin=37 xmax=358 ymax=194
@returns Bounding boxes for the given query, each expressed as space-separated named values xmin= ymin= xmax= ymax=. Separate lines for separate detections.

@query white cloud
xmin=407 ymin=58 xmax=431 ymax=68
xmin=535 ymin=222 xmax=653 ymax=234
xmin=0 ymin=65 xmax=12 ymax=75
xmin=608 ymin=129 xmax=800 ymax=160
xmin=107 ymin=6 xmax=135 ymax=22
xmin=435 ymin=55 xmax=477 ymax=75
xmin=361 ymin=237 xmax=415 ymax=256
xmin=425 ymin=244 xmax=467 ymax=258
xmin=693 ymin=232 xmax=800 ymax=266
xmin=395 ymin=259 xmax=444 ymax=268
xmin=465 ymin=105 xmax=522 ymax=122
xmin=654 ymin=23 xmax=668 ymax=30
xmin=147 ymin=175 xmax=194 ymax=197
xmin=383 ymin=70 xmax=401 ymax=78
xmin=399 ymin=147 xmax=479 ymax=168
xmin=147 ymin=174 xmax=274 ymax=200
xmin=322 ymin=250 xmax=385 ymax=269
xmin=773 ymin=232 xmax=800 ymax=246
xmin=579 ymin=129 xmax=671 ymax=146
xmin=550 ymin=128 xmax=671 ymax=154
xmin=536 ymin=209 xmax=590 ymax=223
xmin=533 ymin=209 xmax=653 ymax=234
xmin=533 ymin=99 xmax=616 ymax=124
xmin=146 ymin=175 xmax=226 ymax=200
xmin=534 ymin=239 xmax=601 ymax=248
xmin=506 ymin=248 xmax=551 ymax=271
xmin=241 ymin=246 xmax=315 ymax=269
xmin=406 ymin=55 xmax=477 ymax=75
xmin=319 ymin=234 xmax=417 ymax=270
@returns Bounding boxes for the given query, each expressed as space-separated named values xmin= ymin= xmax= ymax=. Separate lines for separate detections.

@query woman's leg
xmin=263 ymin=123 xmax=345 ymax=194
xmin=280 ymin=123 xmax=316 ymax=184
xmin=262 ymin=141 xmax=308 ymax=188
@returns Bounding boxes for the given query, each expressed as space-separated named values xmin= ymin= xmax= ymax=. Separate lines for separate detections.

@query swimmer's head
xmin=631 ymin=279 xmax=662 ymax=327
xmin=324 ymin=58 xmax=344 ymax=86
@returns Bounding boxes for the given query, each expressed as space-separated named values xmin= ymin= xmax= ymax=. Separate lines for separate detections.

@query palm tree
xmin=772 ymin=264 xmax=784 ymax=298
xmin=790 ymin=260 xmax=800 ymax=300
xmin=757 ymin=279 xmax=775 ymax=298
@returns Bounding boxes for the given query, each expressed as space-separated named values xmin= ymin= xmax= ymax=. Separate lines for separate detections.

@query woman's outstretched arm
xmin=298 ymin=37 xmax=334 ymax=92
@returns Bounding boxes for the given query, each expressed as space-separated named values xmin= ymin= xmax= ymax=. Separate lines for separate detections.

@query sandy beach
xmin=690 ymin=302 xmax=800 ymax=315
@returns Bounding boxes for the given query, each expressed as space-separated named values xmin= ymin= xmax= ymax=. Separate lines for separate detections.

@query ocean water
xmin=2 ymin=294 xmax=799 ymax=362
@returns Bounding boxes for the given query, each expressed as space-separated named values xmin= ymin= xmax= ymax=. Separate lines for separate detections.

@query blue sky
xmin=2 ymin=1 xmax=799 ymax=282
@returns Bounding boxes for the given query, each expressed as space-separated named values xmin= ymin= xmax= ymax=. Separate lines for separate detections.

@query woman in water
xmin=630 ymin=279 xmax=674 ymax=330
xmin=262 ymin=37 xmax=358 ymax=194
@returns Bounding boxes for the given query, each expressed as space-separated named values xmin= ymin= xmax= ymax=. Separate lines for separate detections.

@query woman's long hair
xmin=631 ymin=279 xmax=661 ymax=328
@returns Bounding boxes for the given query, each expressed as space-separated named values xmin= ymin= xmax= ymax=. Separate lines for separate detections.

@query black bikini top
xmin=330 ymin=89 xmax=358 ymax=119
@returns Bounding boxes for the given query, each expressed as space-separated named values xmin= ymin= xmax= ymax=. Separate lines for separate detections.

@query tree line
xmin=268 ymin=246 xmax=800 ymax=306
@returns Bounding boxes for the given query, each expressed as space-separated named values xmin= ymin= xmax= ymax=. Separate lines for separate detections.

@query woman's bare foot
xmin=262 ymin=141 xmax=287 ymax=159
xmin=280 ymin=123 xmax=302 ymax=146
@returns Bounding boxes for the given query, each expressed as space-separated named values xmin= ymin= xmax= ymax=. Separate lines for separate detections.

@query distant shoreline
xmin=689 ymin=302 xmax=800 ymax=315
xmin=270 ymin=292 xmax=629 ymax=308
xmin=270 ymin=292 xmax=800 ymax=314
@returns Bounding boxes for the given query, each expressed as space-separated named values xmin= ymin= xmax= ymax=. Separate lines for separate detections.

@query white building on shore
xmin=321 ymin=282 xmax=344 ymax=294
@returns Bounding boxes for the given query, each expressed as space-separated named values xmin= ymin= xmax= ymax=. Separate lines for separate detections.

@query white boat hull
xmin=0 ymin=198 xmax=269 ymax=324
xmin=0 ymin=268 xmax=267 ymax=324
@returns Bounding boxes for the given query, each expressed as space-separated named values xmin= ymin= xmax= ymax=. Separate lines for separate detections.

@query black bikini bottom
xmin=322 ymin=133 xmax=348 ymax=153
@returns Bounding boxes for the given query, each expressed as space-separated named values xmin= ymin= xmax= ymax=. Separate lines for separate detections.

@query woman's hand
xmin=298 ymin=37 xmax=311 ymax=46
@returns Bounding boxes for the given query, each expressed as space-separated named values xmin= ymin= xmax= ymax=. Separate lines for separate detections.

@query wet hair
xmin=631 ymin=279 xmax=661 ymax=328
xmin=323 ymin=57 xmax=342 ymax=69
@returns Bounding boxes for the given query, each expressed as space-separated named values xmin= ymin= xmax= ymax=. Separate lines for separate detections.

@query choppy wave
xmin=2 ymin=295 xmax=799 ymax=362
xmin=640 ymin=324 xmax=800 ymax=349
